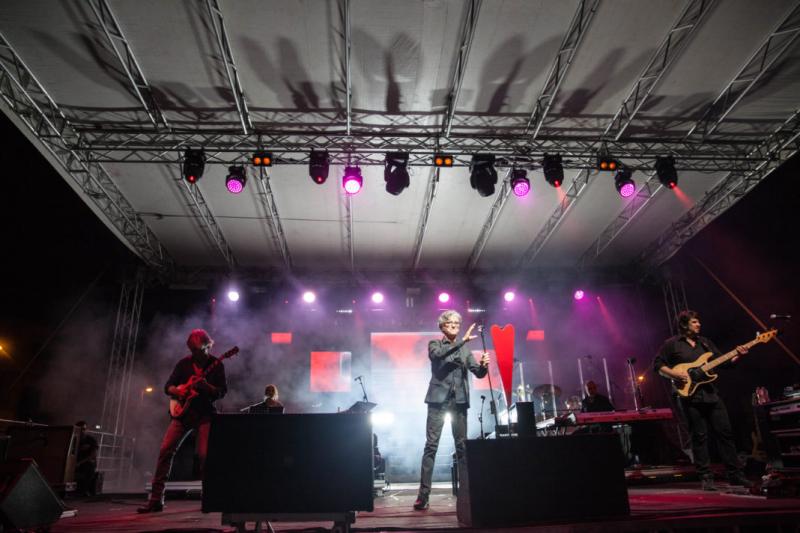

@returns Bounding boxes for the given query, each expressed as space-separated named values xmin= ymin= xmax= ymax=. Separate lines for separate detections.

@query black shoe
xmin=136 ymin=501 xmax=164 ymax=513
xmin=413 ymin=495 xmax=429 ymax=510
xmin=727 ymin=472 xmax=754 ymax=488
xmin=701 ymin=475 xmax=716 ymax=491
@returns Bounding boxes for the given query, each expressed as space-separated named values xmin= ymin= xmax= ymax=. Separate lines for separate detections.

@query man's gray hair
xmin=438 ymin=310 xmax=462 ymax=328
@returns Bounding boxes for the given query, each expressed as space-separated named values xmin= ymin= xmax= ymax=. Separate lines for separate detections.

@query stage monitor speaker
xmin=457 ymin=434 xmax=629 ymax=527
xmin=5 ymin=425 xmax=78 ymax=490
xmin=202 ymin=413 xmax=374 ymax=514
xmin=515 ymin=402 xmax=536 ymax=435
xmin=0 ymin=459 xmax=64 ymax=530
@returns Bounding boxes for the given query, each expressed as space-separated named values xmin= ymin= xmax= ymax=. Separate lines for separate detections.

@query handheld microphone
xmin=770 ymin=314 xmax=792 ymax=320
xmin=480 ymin=395 xmax=486 ymax=400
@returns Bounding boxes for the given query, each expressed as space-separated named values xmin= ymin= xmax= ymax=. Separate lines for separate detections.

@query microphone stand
xmin=479 ymin=325 xmax=503 ymax=437
xmin=355 ymin=376 xmax=369 ymax=402
xmin=626 ymin=358 xmax=643 ymax=410
xmin=478 ymin=396 xmax=486 ymax=439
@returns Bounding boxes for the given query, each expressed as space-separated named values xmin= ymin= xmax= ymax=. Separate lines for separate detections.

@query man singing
xmin=138 ymin=328 xmax=227 ymax=513
xmin=413 ymin=310 xmax=489 ymax=511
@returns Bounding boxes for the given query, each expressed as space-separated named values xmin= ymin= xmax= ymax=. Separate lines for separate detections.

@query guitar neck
xmin=703 ymin=337 xmax=760 ymax=371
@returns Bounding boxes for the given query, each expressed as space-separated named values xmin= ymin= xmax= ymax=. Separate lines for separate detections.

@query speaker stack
xmin=0 ymin=459 xmax=64 ymax=530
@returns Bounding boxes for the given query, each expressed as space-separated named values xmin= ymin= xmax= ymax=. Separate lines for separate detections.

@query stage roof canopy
xmin=1 ymin=0 xmax=799 ymax=281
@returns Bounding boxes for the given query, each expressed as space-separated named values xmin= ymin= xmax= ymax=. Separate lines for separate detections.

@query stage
xmin=51 ymin=483 xmax=800 ymax=532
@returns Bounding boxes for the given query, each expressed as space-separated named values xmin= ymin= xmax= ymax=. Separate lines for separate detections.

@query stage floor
xmin=51 ymin=483 xmax=800 ymax=532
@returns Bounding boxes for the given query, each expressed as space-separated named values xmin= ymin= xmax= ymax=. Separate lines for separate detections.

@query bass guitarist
xmin=138 ymin=328 xmax=228 ymax=513
xmin=653 ymin=310 xmax=751 ymax=490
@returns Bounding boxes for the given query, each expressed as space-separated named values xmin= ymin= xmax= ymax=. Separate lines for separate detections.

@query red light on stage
xmin=271 ymin=332 xmax=292 ymax=344
xmin=310 ymin=351 xmax=352 ymax=392
xmin=526 ymin=329 xmax=545 ymax=341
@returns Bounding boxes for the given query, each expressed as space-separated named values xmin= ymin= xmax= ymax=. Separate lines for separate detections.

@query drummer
xmin=581 ymin=380 xmax=615 ymax=413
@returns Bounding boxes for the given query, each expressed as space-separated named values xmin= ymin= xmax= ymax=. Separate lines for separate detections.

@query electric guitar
xmin=667 ymin=330 xmax=777 ymax=398
xmin=168 ymin=346 xmax=239 ymax=419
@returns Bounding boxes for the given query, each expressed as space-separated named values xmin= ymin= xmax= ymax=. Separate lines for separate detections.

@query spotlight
xmin=225 ymin=166 xmax=247 ymax=194
xmin=433 ymin=153 xmax=454 ymax=167
xmin=342 ymin=166 xmax=363 ymax=195
xmin=614 ymin=167 xmax=636 ymax=198
xmin=504 ymin=291 xmax=516 ymax=302
xmin=183 ymin=149 xmax=205 ymax=184
xmin=384 ymin=152 xmax=410 ymax=195
xmin=573 ymin=289 xmax=585 ymax=300
xmin=470 ymin=154 xmax=497 ymax=197
xmin=542 ymin=153 xmax=563 ymax=188
xmin=302 ymin=291 xmax=316 ymax=303
xmin=596 ymin=152 xmax=618 ymax=171
xmin=655 ymin=155 xmax=678 ymax=189
xmin=309 ymin=150 xmax=329 ymax=184
xmin=227 ymin=290 xmax=240 ymax=302
xmin=371 ymin=292 xmax=384 ymax=304
xmin=251 ymin=151 xmax=272 ymax=167
xmin=510 ymin=169 xmax=530 ymax=197
xmin=438 ymin=292 xmax=450 ymax=304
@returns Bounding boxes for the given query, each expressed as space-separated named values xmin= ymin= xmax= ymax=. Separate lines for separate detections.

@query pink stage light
xmin=371 ymin=292 xmax=384 ymax=304
xmin=302 ymin=290 xmax=316 ymax=303
xmin=503 ymin=291 xmax=515 ymax=302
xmin=573 ymin=289 xmax=585 ymax=300
xmin=342 ymin=166 xmax=363 ymax=195
xmin=618 ymin=181 xmax=635 ymax=198
xmin=227 ymin=290 xmax=240 ymax=302
xmin=438 ymin=292 xmax=450 ymax=304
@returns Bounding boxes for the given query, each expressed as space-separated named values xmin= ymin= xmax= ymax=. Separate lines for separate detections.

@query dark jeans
xmin=677 ymin=397 xmax=739 ymax=476
xmin=418 ymin=401 xmax=468 ymax=498
xmin=148 ymin=415 xmax=211 ymax=503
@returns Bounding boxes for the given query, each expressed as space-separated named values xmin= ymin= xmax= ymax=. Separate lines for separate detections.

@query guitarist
xmin=138 ymin=329 xmax=227 ymax=513
xmin=653 ymin=310 xmax=750 ymax=491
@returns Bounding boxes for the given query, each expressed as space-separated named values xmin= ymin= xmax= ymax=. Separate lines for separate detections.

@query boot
xmin=136 ymin=500 xmax=164 ymax=513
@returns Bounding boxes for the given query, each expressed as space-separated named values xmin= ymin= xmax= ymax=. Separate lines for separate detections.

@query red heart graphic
xmin=490 ymin=324 xmax=515 ymax=407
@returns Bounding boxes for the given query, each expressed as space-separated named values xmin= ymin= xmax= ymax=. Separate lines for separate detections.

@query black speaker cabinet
xmin=457 ymin=434 xmax=629 ymax=527
xmin=5 ymin=425 xmax=78 ymax=490
xmin=202 ymin=413 xmax=374 ymax=514
xmin=0 ymin=459 xmax=64 ymax=530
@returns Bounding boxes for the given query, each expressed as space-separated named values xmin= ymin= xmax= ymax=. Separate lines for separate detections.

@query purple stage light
xmin=619 ymin=181 xmax=635 ymax=198
xmin=573 ymin=289 xmax=585 ymax=301
xmin=510 ymin=169 xmax=530 ymax=197
xmin=302 ymin=290 xmax=316 ymax=303
xmin=371 ymin=292 xmax=384 ymax=304
xmin=438 ymin=292 xmax=450 ymax=304
xmin=226 ymin=177 xmax=244 ymax=194
xmin=342 ymin=166 xmax=363 ymax=195
xmin=227 ymin=290 xmax=240 ymax=302
xmin=504 ymin=291 xmax=515 ymax=302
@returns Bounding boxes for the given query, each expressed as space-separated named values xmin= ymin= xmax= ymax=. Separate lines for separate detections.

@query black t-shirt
xmin=581 ymin=393 xmax=615 ymax=413
xmin=165 ymin=354 xmax=228 ymax=416
xmin=653 ymin=335 xmax=723 ymax=402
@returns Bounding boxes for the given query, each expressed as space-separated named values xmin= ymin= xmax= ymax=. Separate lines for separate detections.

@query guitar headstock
xmin=219 ymin=346 xmax=240 ymax=360
xmin=755 ymin=329 xmax=778 ymax=344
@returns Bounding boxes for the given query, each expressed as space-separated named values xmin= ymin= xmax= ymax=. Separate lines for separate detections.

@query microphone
xmin=770 ymin=314 xmax=792 ymax=320
xmin=480 ymin=395 xmax=486 ymax=400
xmin=353 ymin=375 xmax=363 ymax=381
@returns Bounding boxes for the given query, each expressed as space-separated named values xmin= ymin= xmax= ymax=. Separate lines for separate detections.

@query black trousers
xmin=418 ymin=401 xmax=468 ymax=497
xmin=677 ymin=397 xmax=739 ymax=476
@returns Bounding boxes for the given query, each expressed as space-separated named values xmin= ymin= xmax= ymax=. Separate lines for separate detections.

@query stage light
xmin=342 ymin=166 xmax=363 ymax=195
xmin=596 ymin=151 xmax=618 ymax=171
xmin=510 ymin=169 xmax=530 ymax=197
xmin=371 ymin=292 xmax=384 ymax=304
xmin=438 ymin=292 xmax=450 ymax=304
xmin=384 ymin=152 xmax=410 ymax=195
xmin=144 ymin=386 xmax=154 ymax=393
xmin=302 ymin=290 xmax=316 ymax=303
xmin=251 ymin=151 xmax=272 ymax=167
xmin=309 ymin=150 xmax=329 ymax=184
xmin=470 ymin=154 xmax=498 ymax=197
xmin=542 ymin=153 xmax=563 ymax=188
xmin=433 ymin=153 xmax=454 ymax=167
xmin=183 ymin=149 xmax=205 ymax=184
xmin=655 ymin=155 xmax=678 ymax=189
xmin=614 ymin=167 xmax=635 ymax=198
xmin=574 ymin=289 xmax=585 ymax=300
xmin=227 ymin=290 xmax=240 ymax=302
xmin=504 ymin=291 xmax=516 ymax=302
xmin=371 ymin=411 xmax=395 ymax=426
xmin=225 ymin=166 xmax=246 ymax=194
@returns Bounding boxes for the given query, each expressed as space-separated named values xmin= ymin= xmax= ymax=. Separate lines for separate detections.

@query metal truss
xmin=525 ymin=0 xmax=600 ymax=139
xmin=343 ymin=0 xmax=352 ymax=135
xmin=411 ymin=167 xmax=439 ymax=270
xmin=255 ymin=168 xmax=292 ymax=271
xmin=177 ymin=172 xmax=237 ymax=269
xmin=605 ymin=0 xmax=716 ymax=140
xmin=204 ymin=0 xmax=252 ymax=134
xmin=441 ymin=0 xmax=482 ymax=137
xmin=345 ymin=193 xmax=355 ymax=272
xmin=0 ymin=32 xmax=173 ymax=273
xmin=88 ymin=0 xmax=168 ymax=129
xmin=662 ymin=275 xmax=689 ymax=336
xmin=466 ymin=170 xmax=512 ymax=270
xmin=100 ymin=272 xmax=144 ymax=436
xmin=639 ymin=107 xmax=800 ymax=268
xmin=685 ymin=2 xmax=800 ymax=140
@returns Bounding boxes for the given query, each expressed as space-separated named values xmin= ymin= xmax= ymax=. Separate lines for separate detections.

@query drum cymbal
xmin=533 ymin=384 xmax=562 ymax=397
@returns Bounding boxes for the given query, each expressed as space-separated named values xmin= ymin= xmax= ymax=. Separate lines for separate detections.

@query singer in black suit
xmin=413 ymin=310 xmax=489 ymax=510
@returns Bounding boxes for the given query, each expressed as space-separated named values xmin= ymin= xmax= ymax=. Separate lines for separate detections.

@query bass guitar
xmin=168 ymin=346 xmax=239 ymax=419
xmin=667 ymin=330 xmax=777 ymax=397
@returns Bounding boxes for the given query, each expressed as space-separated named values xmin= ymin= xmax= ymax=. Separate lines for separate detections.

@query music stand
xmin=346 ymin=401 xmax=376 ymax=414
